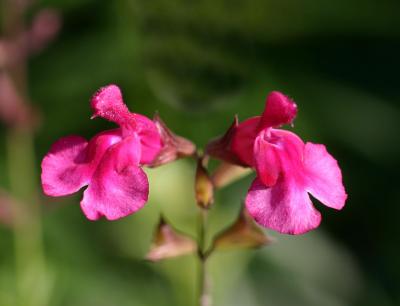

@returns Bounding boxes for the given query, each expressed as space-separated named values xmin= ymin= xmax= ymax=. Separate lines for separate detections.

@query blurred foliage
xmin=0 ymin=0 xmax=399 ymax=305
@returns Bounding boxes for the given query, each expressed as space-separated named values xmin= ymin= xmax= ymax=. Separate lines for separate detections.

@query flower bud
xmin=195 ymin=159 xmax=214 ymax=209
xmin=146 ymin=217 xmax=197 ymax=262
xmin=29 ymin=9 xmax=62 ymax=54
xmin=0 ymin=73 xmax=35 ymax=128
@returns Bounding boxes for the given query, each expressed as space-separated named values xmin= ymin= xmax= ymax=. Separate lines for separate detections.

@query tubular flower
xmin=41 ymin=85 xmax=162 ymax=220
xmin=231 ymin=91 xmax=347 ymax=234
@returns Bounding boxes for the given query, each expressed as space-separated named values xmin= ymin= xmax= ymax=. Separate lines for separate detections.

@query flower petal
xmin=246 ymin=178 xmax=321 ymax=235
xmin=304 ymin=143 xmax=347 ymax=210
xmin=86 ymin=129 xmax=122 ymax=167
xmin=231 ymin=116 xmax=260 ymax=166
xmin=90 ymin=84 xmax=131 ymax=125
xmin=41 ymin=135 xmax=90 ymax=196
xmin=133 ymin=113 xmax=162 ymax=164
xmin=80 ymin=134 xmax=148 ymax=221
xmin=269 ymin=129 xmax=305 ymax=176
xmin=90 ymin=85 xmax=162 ymax=164
xmin=259 ymin=91 xmax=297 ymax=130
xmin=41 ymin=130 xmax=122 ymax=197
xmin=253 ymin=131 xmax=280 ymax=187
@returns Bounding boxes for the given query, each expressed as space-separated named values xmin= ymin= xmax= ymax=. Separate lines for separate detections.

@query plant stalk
xmin=2 ymin=1 xmax=49 ymax=305
xmin=197 ymin=209 xmax=211 ymax=306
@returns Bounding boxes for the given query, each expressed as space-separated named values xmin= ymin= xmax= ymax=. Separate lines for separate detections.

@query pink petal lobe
xmin=259 ymin=91 xmax=297 ymax=130
xmin=231 ymin=116 xmax=260 ymax=166
xmin=41 ymin=130 xmax=122 ymax=197
xmin=85 ymin=129 xmax=122 ymax=167
xmin=80 ymin=134 xmax=149 ymax=221
xmin=90 ymin=84 xmax=131 ymax=125
xmin=41 ymin=136 xmax=90 ymax=196
xmin=133 ymin=113 xmax=162 ymax=164
xmin=253 ymin=131 xmax=280 ymax=187
xmin=246 ymin=178 xmax=321 ymax=235
xmin=304 ymin=143 xmax=347 ymax=210
xmin=269 ymin=129 xmax=305 ymax=177
xmin=90 ymin=85 xmax=162 ymax=163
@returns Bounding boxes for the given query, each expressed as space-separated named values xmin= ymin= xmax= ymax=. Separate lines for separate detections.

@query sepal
xmin=146 ymin=217 xmax=197 ymax=262
xmin=149 ymin=113 xmax=196 ymax=167
xmin=211 ymin=162 xmax=252 ymax=189
xmin=206 ymin=116 xmax=246 ymax=166
xmin=214 ymin=207 xmax=273 ymax=251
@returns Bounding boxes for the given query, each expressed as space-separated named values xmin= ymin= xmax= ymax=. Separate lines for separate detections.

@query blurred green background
xmin=0 ymin=0 xmax=399 ymax=305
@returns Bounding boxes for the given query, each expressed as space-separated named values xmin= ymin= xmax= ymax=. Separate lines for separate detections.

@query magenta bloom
xmin=231 ymin=92 xmax=347 ymax=234
xmin=41 ymin=85 xmax=162 ymax=220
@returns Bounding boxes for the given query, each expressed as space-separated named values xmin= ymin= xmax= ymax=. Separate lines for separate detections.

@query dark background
xmin=0 ymin=0 xmax=399 ymax=305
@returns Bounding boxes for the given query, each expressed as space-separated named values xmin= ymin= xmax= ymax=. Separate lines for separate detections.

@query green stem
xmin=2 ymin=1 xmax=49 ymax=305
xmin=197 ymin=209 xmax=210 ymax=306
xmin=7 ymin=129 xmax=48 ymax=306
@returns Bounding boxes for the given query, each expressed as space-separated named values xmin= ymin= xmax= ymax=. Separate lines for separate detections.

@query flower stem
xmin=7 ymin=129 xmax=48 ymax=306
xmin=197 ymin=209 xmax=211 ymax=306
xmin=2 ymin=1 xmax=49 ymax=305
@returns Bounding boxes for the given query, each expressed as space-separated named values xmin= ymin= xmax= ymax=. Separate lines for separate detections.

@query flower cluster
xmin=41 ymin=85 xmax=346 ymax=235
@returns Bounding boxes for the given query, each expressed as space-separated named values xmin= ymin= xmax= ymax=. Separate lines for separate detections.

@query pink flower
xmin=231 ymin=91 xmax=347 ymax=234
xmin=41 ymin=85 xmax=162 ymax=220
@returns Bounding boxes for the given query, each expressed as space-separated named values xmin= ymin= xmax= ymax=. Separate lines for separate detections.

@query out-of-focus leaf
xmin=130 ymin=0 xmax=400 ymax=112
